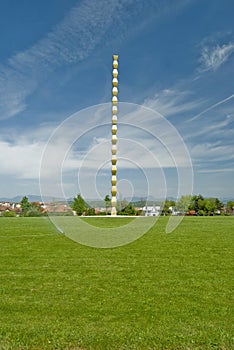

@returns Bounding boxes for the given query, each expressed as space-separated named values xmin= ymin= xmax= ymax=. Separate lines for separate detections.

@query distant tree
xmin=161 ymin=199 xmax=176 ymax=216
xmin=119 ymin=202 xmax=136 ymax=215
xmin=104 ymin=195 xmax=111 ymax=215
xmin=190 ymin=195 xmax=204 ymax=213
xmin=72 ymin=194 xmax=87 ymax=216
xmin=30 ymin=202 xmax=44 ymax=216
xmin=27 ymin=207 xmax=42 ymax=217
xmin=85 ymin=207 xmax=95 ymax=216
xmin=176 ymin=195 xmax=192 ymax=214
xmin=205 ymin=197 xmax=223 ymax=215
xmin=204 ymin=198 xmax=217 ymax=215
xmin=117 ymin=199 xmax=129 ymax=213
xmin=215 ymin=198 xmax=223 ymax=211
xmin=20 ymin=196 xmax=32 ymax=216
xmin=20 ymin=197 xmax=44 ymax=217
xmin=227 ymin=201 xmax=234 ymax=214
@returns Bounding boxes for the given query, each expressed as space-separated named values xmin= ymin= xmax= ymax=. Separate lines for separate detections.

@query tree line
xmin=72 ymin=194 xmax=137 ymax=216
xmin=162 ymin=195 xmax=230 ymax=216
xmin=72 ymin=193 xmax=234 ymax=216
xmin=1 ymin=194 xmax=233 ymax=217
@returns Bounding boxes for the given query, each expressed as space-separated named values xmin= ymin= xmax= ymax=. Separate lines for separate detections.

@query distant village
xmin=0 ymin=200 xmax=73 ymax=217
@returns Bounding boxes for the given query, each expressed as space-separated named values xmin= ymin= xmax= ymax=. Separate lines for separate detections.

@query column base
xmin=111 ymin=207 xmax=117 ymax=216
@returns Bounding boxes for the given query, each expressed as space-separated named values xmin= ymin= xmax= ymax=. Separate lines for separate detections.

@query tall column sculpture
xmin=111 ymin=54 xmax=118 ymax=216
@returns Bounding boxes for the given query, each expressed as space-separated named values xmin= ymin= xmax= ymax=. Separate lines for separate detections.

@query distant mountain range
xmin=0 ymin=194 xmax=161 ymax=203
xmin=0 ymin=195 xmax=64 ymax=203
xmin=0 ymin=194 xmax=232 ymax=204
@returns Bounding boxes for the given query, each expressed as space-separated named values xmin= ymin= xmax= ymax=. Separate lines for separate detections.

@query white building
xmin=142 ymin=205 xmax=161 ymax=216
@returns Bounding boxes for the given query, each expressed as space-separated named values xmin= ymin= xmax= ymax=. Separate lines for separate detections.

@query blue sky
xmin=0 ymin=0 xmax=233 ymax=201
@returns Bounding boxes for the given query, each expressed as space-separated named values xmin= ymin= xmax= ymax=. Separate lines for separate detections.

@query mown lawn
xmin=0 ymin=216 xmax=233 ymax=350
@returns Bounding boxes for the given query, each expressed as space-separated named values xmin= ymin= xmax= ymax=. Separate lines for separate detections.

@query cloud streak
xmin=0 ymin=0 xmax=128 ymax=120
xmin=184 ymin=114 xmax=234 ymax=140
xmin=197 ymin=168 xmax=234 ymax=174
xmin=199 ymin=42 xmax=234 ymax=72
xmin=189 ymin=94 xmax=234 ymax=122
xmin=143 ymin=89 xmax=204 ymax=118
xmin=191 ymin=141 xmax=234 ymax=163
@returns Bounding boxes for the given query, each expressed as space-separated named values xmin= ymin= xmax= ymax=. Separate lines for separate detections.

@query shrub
xmin=3 ymin=210 xmax=16 ymax=217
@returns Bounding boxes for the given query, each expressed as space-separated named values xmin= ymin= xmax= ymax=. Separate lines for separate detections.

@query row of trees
xmin=162 ymin=195 xmax=233 ymax=216
xmin=73 ymin=194 xmax=234 ymax=216
xmin=72 ymin=194 xmax=137 ymax=216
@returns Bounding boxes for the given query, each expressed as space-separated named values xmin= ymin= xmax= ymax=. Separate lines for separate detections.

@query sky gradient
xmin=0 ymin=0 xmax=233 ymax=200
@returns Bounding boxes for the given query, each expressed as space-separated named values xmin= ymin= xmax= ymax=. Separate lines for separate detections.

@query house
xmin=43 ymin=202 xmax=73 ymax=214
xmin=187 ymin=210 xmax=197 ymax=216
xmin=142 ymin=205 xmax=161 ymax=216
xmin=169 ymin=206 xmax=181 ymax=216
xmin=0 ymin=202 xmax=21 ymax=216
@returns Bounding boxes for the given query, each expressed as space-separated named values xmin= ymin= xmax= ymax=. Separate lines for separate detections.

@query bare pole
xmin=111 ymin=54 xmax=118 ymax=216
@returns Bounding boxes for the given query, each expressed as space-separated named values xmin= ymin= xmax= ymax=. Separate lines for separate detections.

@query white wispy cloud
xmin=190 ymin=142 xmax=234 ymax=163
xmin=0 ymin=0 xmax=129 ymax=120
xmin=197 ymin=168 xmax=234 ymax=174
xmin=143 ymin=89 xmax=204 ymax=118
xmin=189 ymin=94 xmax=234 ymax=122
xmin=184 ymin=113 xmax=234 ymax=139
xmin=199 ymin=42 xmax=234 ymax=71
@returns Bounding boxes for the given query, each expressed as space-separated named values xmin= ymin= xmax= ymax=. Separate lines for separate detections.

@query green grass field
xmin=0 ymin=216 xmax=233 ymax=350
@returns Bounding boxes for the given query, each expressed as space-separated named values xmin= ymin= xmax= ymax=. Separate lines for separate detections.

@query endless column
xmin=111 ymin=55 xmax=118 ymax=216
